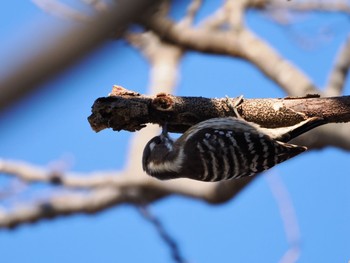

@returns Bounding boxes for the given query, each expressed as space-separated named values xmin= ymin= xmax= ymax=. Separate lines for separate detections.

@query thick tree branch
xmin=0 ymin=0 xmax=162 ymax=111
xmin=88 ymin=86 xmax=350 ymax=134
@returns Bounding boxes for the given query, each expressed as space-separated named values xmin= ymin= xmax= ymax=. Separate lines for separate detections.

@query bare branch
xmin=126 ymin=32 xmax=183 ymax=92
xmin=200 ymin=5 xmax=227 ymax=30
xmin=0 ymin=158 xmax=254 ymax=228
xmin=266 ymin=173 xmax=301 ymax=263
xmin=0 ymin=159 xmax=123 ymax=188
xmin=325 ymin=34 xmax=350 ymax=96
xmin=0 ymin=0 xmax=161 ymax=111
xmin=0 ymin=188 xmax=126 ymax=228
xmin=142 ymin=16 xmax=318 ymax=95
xmin=292 ymin=122 xmax=350 ymax=150
xmin=234 ymin=29 xmax=318 ymax=96
xmin=138 ymin=206 xmax=187 ymax=263
xmin=88 ymin=86 xmax=350 ymax=134
xmin=181 ymin=0 xmax=203 ymax=26
xmin=224 ymin=0 xmax=247 ymax=29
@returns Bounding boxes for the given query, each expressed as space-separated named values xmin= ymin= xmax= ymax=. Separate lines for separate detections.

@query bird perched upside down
xmin=142 ymin=116 xmax=325 ymax=182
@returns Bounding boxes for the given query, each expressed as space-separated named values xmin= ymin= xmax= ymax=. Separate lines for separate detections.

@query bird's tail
xmin=276 ymin=142 xmax=307 ymax=164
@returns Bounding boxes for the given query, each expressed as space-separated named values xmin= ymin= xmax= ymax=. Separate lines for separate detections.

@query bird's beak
xmin=160 ymin=122 xmax=168 ymax=140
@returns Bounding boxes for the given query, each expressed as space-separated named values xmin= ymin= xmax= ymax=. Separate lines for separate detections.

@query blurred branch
xmin=0 ymin=159 xmax=123 ymax=188
xmin=142 ymin=15 xmax=318 ymax=96
xmin=0 ymin=188 xmax=128 ymax=228
xmin=325 ymin=34 xmax=350 ymax=96
xmin=0 ymin=0 xmax=161 ymax=112
xmin=292 ymin=122 xmax=350 ymax=150
xmin=182 ymin=0 xmax=202 ymax=25
xmin=200 ymin=4 xmax=227 ymax=30
xmin=126 ymin=32 xmax=183 ymax=92
xmin=80 ymin=0 xmax=109 ymax=12
xmin=0 ymin=158 xmax=253 ymax=228
xmin=266 ymin=173 xmax=301 ymax=263
xmin=138 ymin=206 xmax=187 ymax=263
xmin=141 ymin=0 xmax=350 ymax=96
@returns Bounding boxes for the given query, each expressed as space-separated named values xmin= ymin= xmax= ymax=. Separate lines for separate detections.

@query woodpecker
xmin=142 ymin=117 xmax=325 ymax=182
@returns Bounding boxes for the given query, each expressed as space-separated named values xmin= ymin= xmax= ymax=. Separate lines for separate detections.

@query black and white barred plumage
xmin=142 ymin=117 xmax=324 ymax=181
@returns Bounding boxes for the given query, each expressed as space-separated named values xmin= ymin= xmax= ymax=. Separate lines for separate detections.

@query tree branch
xmin=0 ymin=158 xmax=254 ymax=228
xmin=325 ymin=34 xmax=350 ymax=96
xmin=182 ymin=0 xmax=203 ymax=25
xmin=0 ymin=188 xmax=129 ymax=228
xmin=0 ymin=0 xmax=162 ymax=111
xmin=0 ymin=159 xmax=123 ymax=188
xmin=142 ymin=15 xmax=318 ymax=96
xmin=266 ymin=173 xmax=301 ymax=263
xmin=88 ymin=86 xmax=350 ymax=134
xmin=138 ymin=206 xmax=187 ymax=263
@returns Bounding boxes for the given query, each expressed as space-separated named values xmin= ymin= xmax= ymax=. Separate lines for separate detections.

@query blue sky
xmin=0 ymin=1 xmax=349 ymax=263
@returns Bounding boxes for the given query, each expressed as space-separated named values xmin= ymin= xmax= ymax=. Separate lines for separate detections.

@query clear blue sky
xmin=0 ymin=1 xmax=349 ymax=263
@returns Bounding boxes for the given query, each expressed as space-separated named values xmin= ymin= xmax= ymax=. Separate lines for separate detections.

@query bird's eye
xmin=154 ymin=136 xmax=162 ymax=144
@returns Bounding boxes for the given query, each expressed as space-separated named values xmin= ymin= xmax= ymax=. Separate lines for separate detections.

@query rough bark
xmin=88 ymin=86 xmax=350 ymax=133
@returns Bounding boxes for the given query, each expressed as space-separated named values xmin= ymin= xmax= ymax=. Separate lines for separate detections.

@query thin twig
xmin=325 ymin=34 xmax=350 ymax=96
xmin=138 ymin=206 xmax=187 ymax=263
xmin=181 ymin=0 xmax=202 ymax=25
xmin=200 ymin=5 xmax=227 ymax=30
xmin=266 ymin=172 xmax=301 ymax=263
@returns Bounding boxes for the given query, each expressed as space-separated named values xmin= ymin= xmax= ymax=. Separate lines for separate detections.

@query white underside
xmin=147 ymin=148 xmax=185 ymax=173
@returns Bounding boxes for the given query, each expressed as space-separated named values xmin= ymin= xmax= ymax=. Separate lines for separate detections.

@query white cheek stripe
xmin=147 ymin=148 xmax=185 ymax=173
